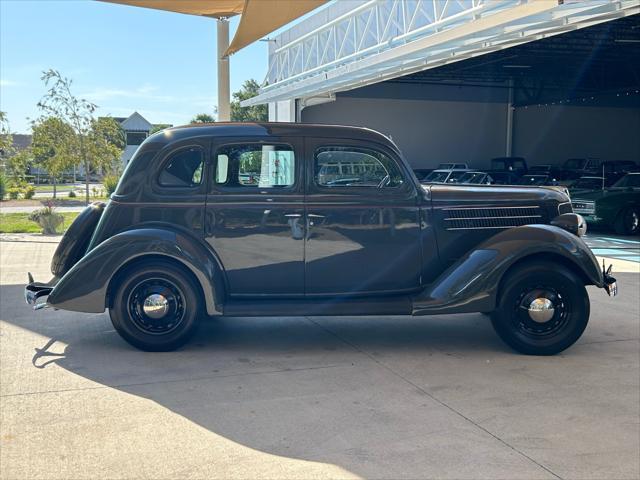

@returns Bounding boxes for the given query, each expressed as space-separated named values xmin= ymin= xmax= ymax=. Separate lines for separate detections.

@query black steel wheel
xmin=109 ymin=260 xmax=201 ymax=351
xmin=614 ymin=207 xmax=640 ymax=236
xmin=491 ymin=261 xmax=589 ymax=355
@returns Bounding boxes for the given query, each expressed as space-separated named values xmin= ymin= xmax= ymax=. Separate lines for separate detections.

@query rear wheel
xmin=109 ymin=260 xmax=201 ymax=351
xmin=491 ymin=262 xmax=589 ymax=355
xmin=614 ymin=207 xmax=640 ymax=235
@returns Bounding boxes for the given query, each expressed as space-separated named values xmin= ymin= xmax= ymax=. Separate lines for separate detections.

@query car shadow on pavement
xmin=0 ymin=282 xmax=523 ymax=477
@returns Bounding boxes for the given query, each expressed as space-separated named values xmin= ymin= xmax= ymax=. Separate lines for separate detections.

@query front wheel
xmin=491 ymin=262 xmax=590 ymax=355
xmin=109 ymin=260 xmax=201 ymax=351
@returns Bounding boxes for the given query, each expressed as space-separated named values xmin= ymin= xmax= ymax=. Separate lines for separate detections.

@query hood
xmin=572 ymin=187 xmax=637 ymax=201
xmin=428 ymin=184 xmax=570 ymax=206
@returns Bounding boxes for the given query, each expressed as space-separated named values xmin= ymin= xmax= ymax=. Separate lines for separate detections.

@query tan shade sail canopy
xmin=102 ymin=0 xmax=328 ymax=55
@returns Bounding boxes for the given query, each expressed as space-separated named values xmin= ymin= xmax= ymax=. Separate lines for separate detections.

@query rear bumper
xmin=24 ymin=273 xmax=57 ymax=310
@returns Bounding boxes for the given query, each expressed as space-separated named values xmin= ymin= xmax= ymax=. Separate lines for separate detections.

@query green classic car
xmin=572 ymin=173 xmax=640 ymax=235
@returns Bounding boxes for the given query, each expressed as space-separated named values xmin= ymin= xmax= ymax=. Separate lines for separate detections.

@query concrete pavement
xmin=1 ymin=237 xmax=638 ymax=479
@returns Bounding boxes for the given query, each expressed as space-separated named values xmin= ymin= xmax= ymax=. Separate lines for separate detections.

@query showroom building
xmin=243 ymin=0 xmax=640 ymax=170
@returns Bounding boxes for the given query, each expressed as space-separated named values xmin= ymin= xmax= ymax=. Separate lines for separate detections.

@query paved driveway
xmin=1 ymin=237 xmax=638 ymax=479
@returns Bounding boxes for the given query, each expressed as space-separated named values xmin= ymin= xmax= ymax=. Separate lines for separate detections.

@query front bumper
xmin=24 ymin=273 xmax=57 ymax=310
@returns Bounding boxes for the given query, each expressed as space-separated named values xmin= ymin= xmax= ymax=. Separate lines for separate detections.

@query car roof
xmin=146 ymin=122 xmax=395 ymax=147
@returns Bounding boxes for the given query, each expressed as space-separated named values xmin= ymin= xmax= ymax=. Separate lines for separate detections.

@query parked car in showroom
xmin=25 ymin=123 xmax=616 ymax=355
xmin=420 ymin=168 xmax=469 ymax=184
xmin=488 ymin=171 xmax=520 ymax=186
xmin=490 ymin=156 xmax=528 ymax=176
xmin=518 ymin=174 xmax=559 ymax=186
xmin=559 ymin=157 xmax=602 ymax=181
xmin=572 ymin=172 xmax=640 ymax=235
xmin=568 ymin=176 xmax=609 ymax=195
xmin=456 ymin=171 xmax=494 ymax=185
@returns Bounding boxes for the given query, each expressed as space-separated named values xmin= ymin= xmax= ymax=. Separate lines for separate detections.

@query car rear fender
xmin=412 ymin=224 xmax=603 ymax=315
xmin=47 ymin=227 xmax=225 ymax=315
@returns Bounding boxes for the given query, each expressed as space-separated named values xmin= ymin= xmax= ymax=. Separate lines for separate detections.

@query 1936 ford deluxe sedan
xmin=25 ymin=123 xmax=617 ymax=354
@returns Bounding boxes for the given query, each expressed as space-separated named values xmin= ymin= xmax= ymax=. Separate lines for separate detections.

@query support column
xmin=217 ymin=18 xmax=231 ymax=121
xmin=505 ymin=78 xmax=514 ymax=156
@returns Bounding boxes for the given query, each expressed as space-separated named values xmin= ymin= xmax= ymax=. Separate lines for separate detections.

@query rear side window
xmin=158 ymin=147 xmax=204 ymax=187
xmin=315 ymin=146 xmax=404 ymax=188
xmin=214 ymin=144 xmax=295 ymax=188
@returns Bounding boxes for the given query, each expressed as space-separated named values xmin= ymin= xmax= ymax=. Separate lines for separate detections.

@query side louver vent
xmin=443 ymin=206 xmax=544 ymax=231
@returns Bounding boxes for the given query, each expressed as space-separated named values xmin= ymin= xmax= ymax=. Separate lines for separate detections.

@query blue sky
xmin=0 ymin=0 xmax=275 ymax=133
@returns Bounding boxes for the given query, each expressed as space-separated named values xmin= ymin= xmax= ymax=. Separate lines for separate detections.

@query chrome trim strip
xmin=445 ymin=225 xmax=519 ymax=231
xmin=440 ymin=205 xmax=540 ymax=211
xmin=444 ymin=215 xmax=542 ymax=221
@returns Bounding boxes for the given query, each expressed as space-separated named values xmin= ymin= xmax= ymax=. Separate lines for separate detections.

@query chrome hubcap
xmin=143 ymin=294 xmax=169 ymax=319
xmin=528 ymin=297 xmax=555 ymax=323
xmin=515 ymin=286 xmax=569 ymax=337
xmin=128 ymin=278 xmax=185 ymax=335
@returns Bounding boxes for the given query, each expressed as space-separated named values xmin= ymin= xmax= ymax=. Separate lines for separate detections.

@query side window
xmin=214 ymin=144 xmax=295 ymax=188
xmin=315 ymin=146 xmax=404 ymax=188
xmin=158 ymin=146 xmax=204 ymax=187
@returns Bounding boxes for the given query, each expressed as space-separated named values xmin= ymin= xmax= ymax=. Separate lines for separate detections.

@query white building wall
xmin=268 ymin=100 xmax=297 ymax=122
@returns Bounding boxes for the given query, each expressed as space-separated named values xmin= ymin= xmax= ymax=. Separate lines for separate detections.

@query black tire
xmin=491 ymin=262 xmax=590 ymax=355
xmin=109 ymin=260 xmax=201 ymax=351
xmin=614 ymin=207 xmax=640 ymax=236
xmin=51 ymin=202 xmax=105 ymax=277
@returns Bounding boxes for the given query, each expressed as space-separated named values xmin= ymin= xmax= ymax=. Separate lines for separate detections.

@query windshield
xmin=612 ymin=174 xmax=640 ymax=188
xmin=447 ymin=171 xmax=468 ymax=183
xmin=458 ymin=172 xmax=486 ymax=184
xmin=423 ymin=170 xmax=450 ymax=183
xmin=564 ymin=158 xmax=586 ymax=170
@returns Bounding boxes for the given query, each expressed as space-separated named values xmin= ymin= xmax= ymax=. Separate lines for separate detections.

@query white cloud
xmin=0 ymin=79 xmax=20 ymax=87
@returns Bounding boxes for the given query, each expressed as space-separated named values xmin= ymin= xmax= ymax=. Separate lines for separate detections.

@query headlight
xmin=571 ymin=201 xmax=595 ymax=215
xmin=551 ymin=213 xmax=587 ymax=237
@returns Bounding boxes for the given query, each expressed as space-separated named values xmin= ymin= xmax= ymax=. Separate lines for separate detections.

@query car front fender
xmin=47 ymin=227 xmax=225 ymax=315
xmin=412 ymin=224 xmax=603 ymax=315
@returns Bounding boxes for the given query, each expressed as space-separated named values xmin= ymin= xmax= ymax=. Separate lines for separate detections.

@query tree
xmin=5 ymin=147 xmax=32 ymax=182
xmin=0 ymin=112 xmax=13 ymax=158
xmin=87 ymin=117 xmax=125 ymax=175
xmin=190 ymin=113 xmax=216 ymax=124
xmin=37 ymin=69 xmax=97 ymax=204
xmin=231 ymin=79 xmax=268 ymax=122
xmin=31 ymin=117 xmax=76 ymax=198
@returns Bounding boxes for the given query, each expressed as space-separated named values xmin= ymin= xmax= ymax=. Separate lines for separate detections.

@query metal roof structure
xmin=243 ymin=0 xmax=640 ymax=107
xmin=387 ymin=13 xmax=640 ymax=107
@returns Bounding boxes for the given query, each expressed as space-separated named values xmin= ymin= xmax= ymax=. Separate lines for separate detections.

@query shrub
xmin=0 ymin=173 xmax=6 ymax=200
xmin=23 ymin=185 xmax=36 ymax=199
xmin=28 ymin=201 xmax=64 ymax=234
xmin=68 ymin=190 xmax=77 ymax=198
xmin=103 ymin=174 xmax=119 ymax=196
xmin=8 ymin=187 xmax=21 ymax=199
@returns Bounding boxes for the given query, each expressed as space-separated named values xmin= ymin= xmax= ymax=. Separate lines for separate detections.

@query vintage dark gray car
xmin=25 ymin=123 xmax=617 ymax=354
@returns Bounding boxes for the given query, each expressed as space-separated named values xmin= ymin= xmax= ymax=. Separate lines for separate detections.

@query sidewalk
xmin=0 ymin=205 xmax=86 ymax=213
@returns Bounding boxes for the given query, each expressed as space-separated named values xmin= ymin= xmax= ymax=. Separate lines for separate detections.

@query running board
xmin=223 ymin=296 xmax=412 ymax=317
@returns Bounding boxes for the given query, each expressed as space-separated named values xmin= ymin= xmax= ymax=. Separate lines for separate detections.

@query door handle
xmin=307 ymin=214 xmax=325 ymax=219
xmin=284 ymin=213 xmax=302 ymax=218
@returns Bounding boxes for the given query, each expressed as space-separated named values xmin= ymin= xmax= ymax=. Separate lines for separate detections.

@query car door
xmin=205 ymin=136 xmax=305 ymax=297
xmin=304 ymin=138 xmax=422 ymax=295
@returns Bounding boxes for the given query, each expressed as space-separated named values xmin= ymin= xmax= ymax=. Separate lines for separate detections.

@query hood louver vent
xmin=443 ymin=206 xmax=544 ymax=231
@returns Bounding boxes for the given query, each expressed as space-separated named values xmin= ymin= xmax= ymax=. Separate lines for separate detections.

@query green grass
xmin=33 ymin=184 xmax=76 ymax=192
xmin=0 ymin=212 xmax=80 ymax=234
